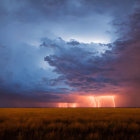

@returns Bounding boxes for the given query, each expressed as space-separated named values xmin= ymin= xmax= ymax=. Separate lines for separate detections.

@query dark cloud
xmin=0 ymin=0 xmax=140 ymax=107
xmin=44 ymin=7 xmax=140 ymax=106
xmin=0 ymin=0 xmax=137 ymax=43
xmin=44 ymin=43 xmax=117 ymax=93
xmin=0 ymin=87 xmax=61 ymax=107
xmin=67 ymin=40 xmax=80 ymax=46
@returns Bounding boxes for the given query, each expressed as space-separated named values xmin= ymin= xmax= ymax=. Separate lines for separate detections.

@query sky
xmin=0 ymin=0 xmax=140 ymax=107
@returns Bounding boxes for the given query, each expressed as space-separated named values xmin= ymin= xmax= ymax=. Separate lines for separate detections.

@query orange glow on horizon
xmin=92 ymin=96 xmax=115 ymax=107
xmin=58 ymin=103 xmax=77 ymax=108
xmin=57 ymin=95 xmax=115 ymax=108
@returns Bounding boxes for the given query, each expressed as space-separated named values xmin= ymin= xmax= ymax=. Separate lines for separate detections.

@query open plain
xmin=0 ymin=108 xmax=140 ymax=140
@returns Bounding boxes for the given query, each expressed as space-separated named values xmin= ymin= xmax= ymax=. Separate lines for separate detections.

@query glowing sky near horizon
xmin=57 ymin=96 xmax=115 ymax=108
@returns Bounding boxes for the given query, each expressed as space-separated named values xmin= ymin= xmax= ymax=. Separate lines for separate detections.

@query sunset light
xmin=58 ymin=103 xmax=77 ymax=108
xmin=57 ymin=95 xmax=115 ymax=108
xmin=95 ymin=96 xmax=115 ymax=107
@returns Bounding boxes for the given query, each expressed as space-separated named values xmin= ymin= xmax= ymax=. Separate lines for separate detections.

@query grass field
xmin=0 ymin=108 xmax=140 ymax=140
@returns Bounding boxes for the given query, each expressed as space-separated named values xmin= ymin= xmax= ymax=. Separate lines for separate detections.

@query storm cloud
xmin=0 ymin=0 xmax=140 ymax=107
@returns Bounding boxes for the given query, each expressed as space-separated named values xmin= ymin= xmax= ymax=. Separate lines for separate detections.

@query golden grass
xmin=0 ymin=108 xmax=140 ymax=140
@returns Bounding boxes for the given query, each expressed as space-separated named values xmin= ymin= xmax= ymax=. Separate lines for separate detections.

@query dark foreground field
xmin=0 ymin=108 xmax=140 ymax=140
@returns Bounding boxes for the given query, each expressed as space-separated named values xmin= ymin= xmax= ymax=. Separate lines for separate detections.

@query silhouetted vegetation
xmin=0 ymin=108 xmax=140 ymax=140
